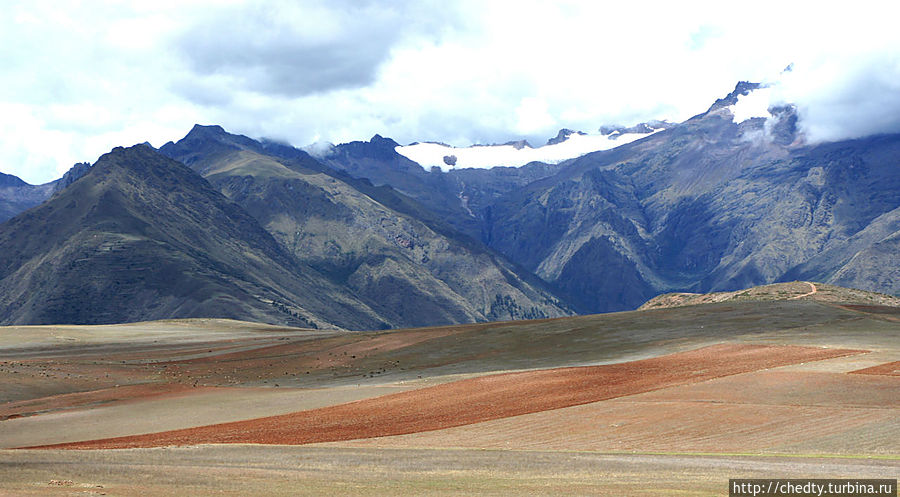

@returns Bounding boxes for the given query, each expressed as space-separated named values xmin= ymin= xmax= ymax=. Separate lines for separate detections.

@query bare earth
xmin=1 ymin=301 xmax=899 ymax=495
xmin=1 ymin=447 xmax=897 ymax=497
xmin=31 ymin=344 xmax=862 ymax=449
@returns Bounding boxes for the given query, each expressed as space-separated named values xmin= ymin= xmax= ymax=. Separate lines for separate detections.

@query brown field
xmin=852 ymin=360 xmax=900 ymax=376
xmin=2 ymin=447 xmax=896 ymax=497
xmin=29 ymin=344 xmax=862 ymax=449
xmin=1 ymin=300 xmax=899 ymax=495
xmin=329 ymin=369 xmax=899 ymax=455
xmin=0 ymin=385 xmax=431 ymax=450
xmin=0 ymin=383 xmax=197 ymax=421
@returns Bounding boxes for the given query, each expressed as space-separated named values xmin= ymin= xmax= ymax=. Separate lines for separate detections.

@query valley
xmin=3 ymin=4 xmax=897 ymax=495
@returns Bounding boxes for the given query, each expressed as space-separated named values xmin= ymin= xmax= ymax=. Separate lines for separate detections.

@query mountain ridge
xmin=0 ymin=145 xmax=391 ymax=328
xmin=2 ymin=82 xmax=898 ymax=323
xmin=160 ymin=127 xmax=572 ymax=327
xmin=307 ymin=83 xmax=900 ymax=312
xmin=0 ymin=162 xmax=93 ymax=223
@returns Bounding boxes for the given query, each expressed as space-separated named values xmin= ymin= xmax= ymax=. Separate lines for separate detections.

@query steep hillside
xmin=320 ymin=135 xmax=564 ymax=240
xmin=314 ymin=83 xmax=899 ymax=313
xmin=0 ymin=145 xmax=388 ymax=329
xmin=8 ymin=83 xmax=898 ymax=317
xmin=161 ymin=126 xmax=571 ymax=327
xmin=0 ymin=173 xmax=55 ymax=223
xmin=483 ymin=84 xmax=900 ymax=311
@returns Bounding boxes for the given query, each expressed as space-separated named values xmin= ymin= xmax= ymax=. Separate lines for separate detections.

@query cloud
xmin=172 ymin=1 xmax=458 ymax=99
xmin=0 ymin=0 xmax=897 ymax=184
xmin=772 ymin=52 xmax=900 ymax=143
xmin=174 ymin=2 xmax=393 ymax=97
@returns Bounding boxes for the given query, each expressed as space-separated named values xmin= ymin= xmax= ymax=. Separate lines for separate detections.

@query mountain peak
xmin=547 ymin=129 xmax=586 ymax=146
xmin=708 ymin=81 xmax=763 ymax=112
xmin=51 ymin=162 xmax=92 ymax=194
xmin=179 ymin=124 xmax=258 ymax=149
xmin=160 ymin=125 xmax=266 ymax=170
xmin=93 ymin=144 xmax=209 ymax=190
xmin=370 ymin=134 xmax=400 ymax=147
xmin=599 ymin=121 xmax=673 ymax=137
xmin=104 ymin=143 xmax=161 ymax=161
xmin=188 ymin=124 xmax=227 ymax=136
xmin=0 ymin=172 xmax=28 ymax=188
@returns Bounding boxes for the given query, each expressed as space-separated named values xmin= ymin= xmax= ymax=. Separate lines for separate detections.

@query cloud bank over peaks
xmin=748 ymin=55 xmax=900 ymax=144
xmin=2 ymin=1 xmax=898 ymax=184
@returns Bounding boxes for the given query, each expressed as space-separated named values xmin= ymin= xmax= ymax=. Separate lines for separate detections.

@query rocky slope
xmin=318 ymin=83 xmax=900 ymax=312
xmin=0 ymin=163 xmax=92 ymax=223
xmin=482 ymin=96 xmax=900 ymax=311
xmin=3 ymin=83 xmax=898 ymax=319
xmin=0 ymin=145 xmax=390 ymax=329
xmin=160 ymin=126 xmax=571 ymax=327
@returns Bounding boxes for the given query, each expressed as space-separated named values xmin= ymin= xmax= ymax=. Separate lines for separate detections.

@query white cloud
xmin=1 ymin=0 xmax=898 ymax=184
xmin=729 ymin=88 xmax=774 ymax=124
xmin=515 ymin=98 xmax=556 ymax=135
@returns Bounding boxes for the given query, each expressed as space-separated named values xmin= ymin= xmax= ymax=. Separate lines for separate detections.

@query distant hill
xmin=639 ymin=281 xmax=900 ymax=310
xmin=317 ymin=135 xmax=565 ymax=241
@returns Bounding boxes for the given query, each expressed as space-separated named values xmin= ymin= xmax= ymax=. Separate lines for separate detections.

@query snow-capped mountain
xmin=2 ymin=81 xmax=898 ymax=326
xmin=394 ymin=125 xmax=668 ymax=172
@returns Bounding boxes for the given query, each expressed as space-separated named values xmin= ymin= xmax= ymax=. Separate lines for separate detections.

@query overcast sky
xmin=2 ymin=0 xmax=899 ymax=184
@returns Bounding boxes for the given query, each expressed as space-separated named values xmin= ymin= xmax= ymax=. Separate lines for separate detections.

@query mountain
xmin=547 ymin=129 xmax=585 ymax=146
xmin=314 ymin=128 xmax=664 ymax=242
xmin=319 ymin=82 xmax=900 ymax=312
xmin=160 ymin=126 xmax=571 ymax=327
xmin=482 ymin=84 xmax=900 ymax=311
xmin=0 ymin=172 xmax=27 ymax=188
xmin=0 ymin=163 xmax=92 ymax=223
xmin=298 ymin=134 xmax=483 ymax=239
xmin=51 ymin=162 xmax=92 ymax=193
xmin=317 ymin=135 xmax=566 ymax=242
xmin=0 ymin=145 xmax=390 ymax=329
xmin=0 ymin=173 xmax=54 ymax=223
xmin=4 ymin=82 xmax=898 ymax=320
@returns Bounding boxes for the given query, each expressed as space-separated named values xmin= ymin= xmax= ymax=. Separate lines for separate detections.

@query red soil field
xmin=851 ymin=361 xmax=900 ymax=376
xmin=31 ymin=344 xmax=863 ymax=450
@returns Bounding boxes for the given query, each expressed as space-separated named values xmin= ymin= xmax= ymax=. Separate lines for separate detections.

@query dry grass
xmin=1 ymin=447 xmax=897 ymax=497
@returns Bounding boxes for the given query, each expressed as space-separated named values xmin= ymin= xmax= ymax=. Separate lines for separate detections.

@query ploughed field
xmin=1 ymin=300 xmax=898 ymax=496
xmin=29 ymin=344 xmax=863 ymax=449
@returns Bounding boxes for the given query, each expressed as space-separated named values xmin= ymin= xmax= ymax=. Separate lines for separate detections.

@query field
xmin=1 ymin=299 xmax=898 ymax=495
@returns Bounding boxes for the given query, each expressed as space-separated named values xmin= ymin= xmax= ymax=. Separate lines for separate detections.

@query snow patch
xmin=396 ymin=130 xmax=660 ymax=172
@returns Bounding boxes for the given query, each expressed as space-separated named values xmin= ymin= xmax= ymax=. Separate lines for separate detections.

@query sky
xmin=2 ymin=0 xmax=899 ymax=184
